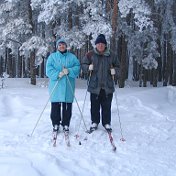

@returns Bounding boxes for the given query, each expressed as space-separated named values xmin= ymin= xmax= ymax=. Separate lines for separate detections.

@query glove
xmin=58 ymin=71 xmax=65 ymax=78
xmin=58 ymin=68 xmax=69 ymax=78
xmin=62 ymin=68 xmax=69 ymax=75
xmin=110 ymin=68 xmax=116 ymax=75
xmin=89 ymin=64 xmax=94 ymax=71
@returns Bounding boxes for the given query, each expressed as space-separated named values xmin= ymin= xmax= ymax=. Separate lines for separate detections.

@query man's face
xmin=96 ymin=43 xmax=106 ymax=53
xmin=58 ymin=43 xmax=67 ymax=52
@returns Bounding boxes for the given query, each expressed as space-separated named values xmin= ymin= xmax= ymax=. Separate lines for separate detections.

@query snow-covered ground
xmin=0 ymin=78 xmax=176 ymax=176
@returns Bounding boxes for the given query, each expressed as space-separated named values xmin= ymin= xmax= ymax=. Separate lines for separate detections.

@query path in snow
xmin=0 ymin=79 xmax=176 ymax=176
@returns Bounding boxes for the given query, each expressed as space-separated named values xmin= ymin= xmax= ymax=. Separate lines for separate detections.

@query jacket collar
xmin=94 ymin=48 xmax=110 ymax=56
xmin=57 ymin=50 xmax=68 ymax=56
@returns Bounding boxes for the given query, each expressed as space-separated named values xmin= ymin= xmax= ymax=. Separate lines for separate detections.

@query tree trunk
xmin=30 ymin=50 xmax=36 ymax=85
xmin=110 ymin=0 xmax=118 ymax=60
xmin=143 ymin=68 xmax=147 ymax=87
xmin=133 ymin=59 xmax=139 ymax=81
xmin=118 ymin=35 xmax=126 ymax=88
xmin=163 ymin=35 xmax=168 ymax=86
xmin=139 ymin=65 xmax=143 ymax=87
xmin=168 ymin=42 xmax=173 ymax=85
xmin=157 ymin=41 xmax=162 ymax=82
xmin=28 ymin=0 xmax=36 ymax=85
xmin=152 ymin=69 xmax=158 ymax=87
xmin=172 ymin=52 xmax=176 ymax=86
xmin=68 ymin=6 xmax=72 ymax=30
xmin=7 ymin=48 xmax=13 ymax=77
xmin=0 ymin=56 xmax=2 ymax=76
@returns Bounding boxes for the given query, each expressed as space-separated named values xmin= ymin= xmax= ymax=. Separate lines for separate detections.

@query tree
xmin=118 ymin=0 xmax=159 ymax=87
xmin=0 ymin=0 xmax=176 ymax=88
xmin=0 ymin=0 xmax=48 ymax=84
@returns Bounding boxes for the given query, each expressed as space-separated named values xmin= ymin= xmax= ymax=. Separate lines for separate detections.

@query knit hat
xmin=56 ymin=38 xmax=67 ymax=48
xmin=95 ymin=34 xmax=107 ymax=45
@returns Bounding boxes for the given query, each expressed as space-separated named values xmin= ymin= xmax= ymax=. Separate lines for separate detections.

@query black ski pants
xmin=90 ymin=89 xmax=113 ymax=126
xmin=50 ymin=102 xmax=72 ymax=127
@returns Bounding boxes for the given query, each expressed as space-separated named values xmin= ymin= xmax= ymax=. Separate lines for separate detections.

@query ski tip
xmin=113 ymin=147 xmax=117 ymax=152
xmin=86 ymin=130 xmax=94 ymax=134
xmin=84 ymin=137 xmax=88 ymax=141
xmin=75 ymin=134 xmax=79 ymax=139
xmin=120 ymin=138 xmax=126 ymax=142
xmin=85 ymin=130 xmax=91 ymax=134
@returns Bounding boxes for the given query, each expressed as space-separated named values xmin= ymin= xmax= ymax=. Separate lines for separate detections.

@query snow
xmin=0 ymin=78 xmax=176 ymax=176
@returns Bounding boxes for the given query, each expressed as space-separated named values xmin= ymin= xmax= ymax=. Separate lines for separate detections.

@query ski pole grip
xmin=89 ymin=70 xmax=92 ymax=77
xmin=112 ymin=75 xmax=115 ymax=81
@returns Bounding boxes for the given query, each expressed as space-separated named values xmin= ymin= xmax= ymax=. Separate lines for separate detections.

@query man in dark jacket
xmin=81 ymin=34 xmax=119 ymax=132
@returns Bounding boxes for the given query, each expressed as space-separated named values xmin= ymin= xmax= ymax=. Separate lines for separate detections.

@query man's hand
xmin=110 ymin=68 xmax=116 ymax=75
xmin=89 ymin=64 xmax=94 ymax=71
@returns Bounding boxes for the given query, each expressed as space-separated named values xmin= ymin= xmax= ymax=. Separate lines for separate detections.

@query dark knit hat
xmin=95 ymin=34 xmax=107 ymax=45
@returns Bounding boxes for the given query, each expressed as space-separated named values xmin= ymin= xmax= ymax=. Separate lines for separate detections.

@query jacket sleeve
xmin=46 ymin=54 xmax=60 ymax=81
xmin=81 ymin=52 xmax=92 ymax=74
xmin=67 ymin=55 xmax=80 ymax=78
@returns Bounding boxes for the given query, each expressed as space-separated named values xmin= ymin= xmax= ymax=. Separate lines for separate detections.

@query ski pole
xmin=65 ymin=74 xmax=88 ymax=132
xmin=75 ymin=72 xmax=92 ymax=143
xmin=29 ymin=79 xmax=60 ymax=137
xmin=112 ymin=75 xmax=126 ymax=142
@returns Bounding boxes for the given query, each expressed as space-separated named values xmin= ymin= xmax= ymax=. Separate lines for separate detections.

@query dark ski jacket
xmin=81 ymin=48 xmax=119 ymax=95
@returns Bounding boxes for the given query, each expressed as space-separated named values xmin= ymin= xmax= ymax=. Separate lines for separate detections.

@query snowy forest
xmin=0 ymin=0 xmax=176 ymax=87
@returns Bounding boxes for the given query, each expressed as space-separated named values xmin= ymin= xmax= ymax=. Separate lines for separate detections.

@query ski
xmin=52 ymin=130 xmax=58 ymax=147
xmin=64 ymin=131 xmax=70 ymax=147
xmin=53 ymin=131 xmax=70 ymax=147
xmin=107 ymin=130 xmax=117 ymax=152
xmin=75 ymin=134 xmax=82 ymax=145
xmin=86 ymin=128 xmax=117 ymax=151
xmin=86 ymin=128 xmax=97 ymax=134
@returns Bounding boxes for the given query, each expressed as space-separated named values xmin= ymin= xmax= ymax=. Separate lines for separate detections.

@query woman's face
xmin=96 ymin=43 xmax=106 ymax=53
xmin=58 ymin=43 xmax=67 ymax=52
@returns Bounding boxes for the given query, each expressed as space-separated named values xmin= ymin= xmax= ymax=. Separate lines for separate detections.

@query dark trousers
xmin=90 ymin=89 xmax=113 ymax=126
xmin=50 ymin=102 xmax=72 ymax=127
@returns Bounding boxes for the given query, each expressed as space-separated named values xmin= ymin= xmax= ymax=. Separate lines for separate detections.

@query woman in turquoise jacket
xmin=46 ymin=38 xmax=80 ymax=133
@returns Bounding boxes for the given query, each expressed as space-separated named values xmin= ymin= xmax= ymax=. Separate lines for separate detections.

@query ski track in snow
xmin=0 ymin=79 xmax=176 ymax=176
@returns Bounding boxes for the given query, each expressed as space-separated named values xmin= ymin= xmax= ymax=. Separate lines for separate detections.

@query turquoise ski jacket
xmin=46 ymin=50 xmax=80 ymax=103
